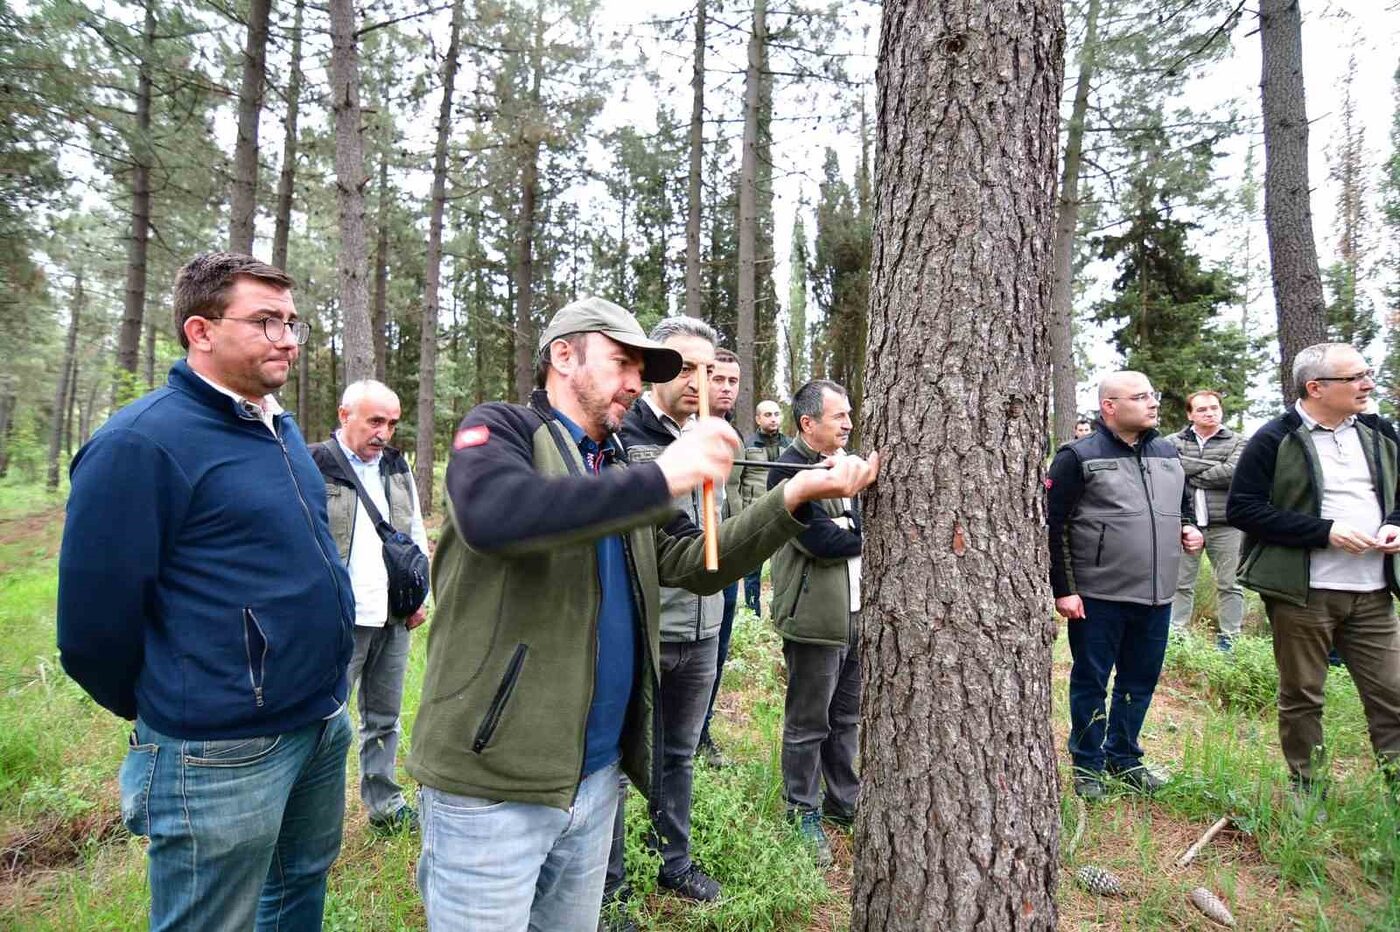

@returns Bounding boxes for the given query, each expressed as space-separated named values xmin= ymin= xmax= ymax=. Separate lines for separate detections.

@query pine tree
xmin=1323 ymin=53 xmax=1376 ymax=352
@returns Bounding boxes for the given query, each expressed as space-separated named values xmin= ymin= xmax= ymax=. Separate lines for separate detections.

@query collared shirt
xmin=191 ymin=369 xmax=282 ymax=435
xmin=553 ymin=409 xmax=639 ymax=777
xmin=1295 ymin=400 xmax=1385 ymax=591
xmin=642 ymin=392 xmax=687 ymax=439
xmin=334 ymin=432 xmax=430 ymax=627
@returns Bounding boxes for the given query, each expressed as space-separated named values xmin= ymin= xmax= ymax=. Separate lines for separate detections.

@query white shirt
xmin=336 ymin=433 xmax=430 ymax=626
xmin=192 ymin=369 xmax=282 ymax=435
xmin=832 ymin=496 xmax=862 ymax=612
xmin=1295 ymin=401 xmax=1386 ymax=591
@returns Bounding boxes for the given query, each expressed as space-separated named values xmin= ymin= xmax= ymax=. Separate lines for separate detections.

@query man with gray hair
xmin=1048 ymin=371 xmax=1202 ymax=802
xmin=311 ymin=380 xmax=430 ymax=834
xmin=1228 ymin=342 xmax=1400 ymax=808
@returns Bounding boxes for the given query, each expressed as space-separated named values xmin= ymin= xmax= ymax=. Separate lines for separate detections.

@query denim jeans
xmin=346 ymin=622 xmax=410 ymax=820
xmin=699 ymin=583 xmax=739 ymax=746
xmin=418 ymin=762 xmax=619 ymax=932
xmin=743 ymin=569 xmax=762 ymax=615
xmin=119 ymin=710 xmax=352 ymax=932
xmin=1067 ymin=597 xmax=1171 ymax=773
xmin=781 ymin=620 xmax=861 ymax=814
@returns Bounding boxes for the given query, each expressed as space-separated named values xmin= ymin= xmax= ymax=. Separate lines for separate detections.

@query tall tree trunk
xmin=144 ymin=317 xmax=156 ymax=388
xmin=854 ymin=0 xmax=1064 ymax=927
xmin=684 ymin=0 xmax=706 ymax=319
xmin=417 ymin=0 xmax=464 ymax=515
xmin=735 ymin=0 xmax=765 ymax=435
xmin=48 ymin=272 xmax=82 ymax=490
xmin=63 ymin=353 xmax=79 ymax=460
xmin=511 ymin=9 xmax=545 ymax=403
xmin=1049 ymin=0 xmax=1099 ymax=443
xmin=79 ymin=375 xmax=98 ymax=447
xmin=114 ymin=0 xmax=155 ymax=401
xmin=0 ymin=386 xmax=14 ymax=478
xmin=328 ymin=0 xmax=375 ymax=384
xmin=372 ymin=147 xmax=390 ymax=381
xmin=271 ymin=0 xmax=304 ymax=271
xmin=229 ymin=0 xmax=274 ymax=254
xmin=1259 ymin=0 xmax=1326 ymax=402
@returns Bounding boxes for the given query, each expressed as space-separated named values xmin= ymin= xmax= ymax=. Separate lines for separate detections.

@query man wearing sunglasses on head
xmin=1047 ymin=370 xmax=1204 ymax=802
xmin=1228 ymin=343 xmax=1400 ymax=812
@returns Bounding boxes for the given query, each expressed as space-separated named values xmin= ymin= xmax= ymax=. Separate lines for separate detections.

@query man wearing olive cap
xmin=408 ymin=297 xmax=880 ymax=930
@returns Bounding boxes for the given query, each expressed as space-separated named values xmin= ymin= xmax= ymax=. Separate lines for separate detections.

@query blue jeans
xmin=1067 ymin=598 xmax=1170 ymax=774
xmin=699 ymin=583 xmax=739 ymax=745
xmin=418 ymin=761 xmax=620 ymax=932
xmin=119 ymin=710 xmax=352 ymax=932
xmin=744 ymin=569 xmax=762 ymax=615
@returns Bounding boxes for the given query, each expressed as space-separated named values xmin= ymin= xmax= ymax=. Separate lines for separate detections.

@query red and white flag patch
xmin=454 ymin=425 xmax=490 ymax=450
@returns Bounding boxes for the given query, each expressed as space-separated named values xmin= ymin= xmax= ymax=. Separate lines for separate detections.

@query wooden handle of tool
xmin=695 ymin=361 xmax=719 ymax=572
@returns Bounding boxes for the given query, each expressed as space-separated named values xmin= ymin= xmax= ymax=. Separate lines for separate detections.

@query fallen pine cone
xmin=1188 ymin=887 xmax=1236 ymax=927
xmin=1073 ymin=865 xmax=1124 ymax=897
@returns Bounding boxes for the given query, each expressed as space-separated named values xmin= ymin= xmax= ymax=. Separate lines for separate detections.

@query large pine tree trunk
xmin=1259 ymin=0 xmax=1326 ymax=401
xmin=417 ymin=0 xmax=464 ymax=516
xmin=1049 ymin=0 xmax=1098 ymax=444
xmin=372 ymin=147 xmax=390 ymax=381
xmin=271 ymin=0 xmax=304 ymax=271
xmin=48 ymin=271 xmax=82 ymax=490
xmin=115 ymin=0 xmax=155 ymax=399
xmin=229 ymin=0 xmax=273 ymax=254
xmin=328 ymin=0 xmax=375 ymax=385
xmin=685 ymin=0 xmax=706 ymax=320
xmin=854 ymin=0 xmax=1064 ymax=927
xmin=735 ymin=0 xmax=764 ymax=435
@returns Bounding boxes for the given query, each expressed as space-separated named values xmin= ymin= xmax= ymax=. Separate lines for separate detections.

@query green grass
xmin=4 ymin=487 xmax=1399 ymax=929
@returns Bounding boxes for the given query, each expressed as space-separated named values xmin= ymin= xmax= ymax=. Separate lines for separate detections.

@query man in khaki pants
xmin=1228 ymin=342 xmax=1400 ymax=807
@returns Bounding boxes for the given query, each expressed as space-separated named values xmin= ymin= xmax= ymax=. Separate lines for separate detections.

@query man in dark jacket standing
xmin=409 ymin=298 xmax=878 ymax=931
xmin=1169 ymin=390 xmax=1247 ymax=650
xmin=1047 ymin=371 xmax=1203 ymax=802
xmin=58 ymin=253 xmax=355 ymax=930
xmin=1227 ymin=342 xmax=1400 ymax=803
xmin=740 ymin=399 xmax=791 ymax=613
xmin=310 ymin=380 xmax=430 ymax=835
xmin=767 ymin=379 xmax=864 ymax=867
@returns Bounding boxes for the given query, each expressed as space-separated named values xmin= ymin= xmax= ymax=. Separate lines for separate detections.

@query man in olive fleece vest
xmin=408 ymin=297 xmax=879 ymax=932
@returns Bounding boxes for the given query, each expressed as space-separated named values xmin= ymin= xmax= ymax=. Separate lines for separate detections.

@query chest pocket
xmin=1076 ymin=459 xmax=1144 ymax=516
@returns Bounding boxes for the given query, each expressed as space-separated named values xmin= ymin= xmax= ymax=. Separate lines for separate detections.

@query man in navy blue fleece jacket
xmin=57 ymin=253 xmax=356 ymax=932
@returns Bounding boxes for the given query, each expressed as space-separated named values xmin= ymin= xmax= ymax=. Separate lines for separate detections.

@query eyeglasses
xmin=1105 ymin=391 xmax=1161 ymax=403
xmin=1313 ymin=369 xmax=1375 ymax=384
xmin=215 ymin=316 xmax=311 ymax=346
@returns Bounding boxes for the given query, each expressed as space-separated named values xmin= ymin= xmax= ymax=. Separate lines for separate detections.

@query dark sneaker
xmin=1112 ymin=765 xmax=1168 ymax=796
xmin=821 ymin=803 xmax=856 ymax=830
xmin=789 ymin=808 xmax=834 ymax=868
xmin=1073 ymin=771 xmax=1107 ymax=802
xmin=368 ymin=804 xmax=419 ymax=836
xmin=658 ymin=864 xmax=722 ymax=902
xmin=1216 ymin=633 xmax=1234 ymax=653
xmin=697 ymin=735 xmax=730 ymax=769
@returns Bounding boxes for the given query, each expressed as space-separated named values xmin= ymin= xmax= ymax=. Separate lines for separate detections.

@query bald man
xmin=738 ymin=400 xmax=792 ymax=614
xmin=311 ymin=379 xmax=430 ymax=834
xmin=1047 ymin=371 xmax=1203 ymax=801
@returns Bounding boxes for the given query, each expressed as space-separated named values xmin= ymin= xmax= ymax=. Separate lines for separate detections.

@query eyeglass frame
xmin=209 ymin=315 xmax=311 ymax=346
xmin=1311 ymin=369 xmax=1376 ymax=385
xmin=1104 ymin=391 xmax=1162 ymax=403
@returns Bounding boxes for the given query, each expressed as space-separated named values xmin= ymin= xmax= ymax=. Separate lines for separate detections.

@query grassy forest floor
xmin=1 ymin=476 xmax=1398 ymax=929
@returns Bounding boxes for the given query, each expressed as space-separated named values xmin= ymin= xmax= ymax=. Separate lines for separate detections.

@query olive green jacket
xmin=407 ymin=393 xmax=805 ymax=811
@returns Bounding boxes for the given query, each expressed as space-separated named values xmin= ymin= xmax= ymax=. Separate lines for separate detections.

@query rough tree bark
xmin=684 ymin=0 xmax=706 ymax=320
xmin=271 ymin=0 xmax=304 ymax=271
xmin=48 ymin=271 xmax=82 ymax=490
xmin=1259 ymin=0 xmax=1326 ymax=402
xmin=328 ymin=0 xmax=375 ymax=385
xmin=853 ymin=0 xmax=1064 ymax=928
xmin=371 ymin=147 xmax=390 ymax=381
xmin=735 ymin=0 xmax=765 ymax=436
xmin=1049 ymin=0 xmax=1098 ymax=444
xmin=229 ymin=0 xmax=274 ymax=254
xmin=417 ymin=0 xmax=464 ymax=516
xmin=114 ymin=0 xmax=155 ymax=398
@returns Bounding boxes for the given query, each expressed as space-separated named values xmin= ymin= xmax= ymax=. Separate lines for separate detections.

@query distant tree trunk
xmin=144 ymin=317 xmax=156 ymax=389
xmin=1260 ymin=0 xmax=1326 ymax=402
xmin=328 ymin=0 xmax=375 ymax=385
xmin=0 ymin=386 xmax=14 ymax=478
xmin=685 ymin=0 xmax=706 ymax=319
xmin=298 ymin=341 xmax=311 ymax=430
xmin=372 ymin=147 xmax=390 ymax=381
xmin=1049 ymin=0 xmax=1098 ymax=443
xmin=114 ymin=0 xmax=155 ymax=400
xmin=735 ymin=0 xmax=765 ymax=435
xmin=417 ymin=0 xmax=464 ymax=515
xmin=854 ymin=0 xmax=1064 ymax=927
xmin=229 ymin=0 xmax=273 ymax=254
xmin=63 ymin=353 xmax=79 ymax=459
xmin=79 ymin=376 xmax=98 ymax=447
xmin=271 ymin=0 xmax=304 ymax=271
xmin=511 ymin=10 xmax=545 ymax=404
xmin=48 ymin=272 xmax=82 ymax=490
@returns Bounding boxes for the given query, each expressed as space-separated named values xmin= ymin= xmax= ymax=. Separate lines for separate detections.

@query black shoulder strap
xmin=327 ymin=440 xmax=399 ymax=540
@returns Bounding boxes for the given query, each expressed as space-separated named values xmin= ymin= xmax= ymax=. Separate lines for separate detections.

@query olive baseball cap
xmin=537 ymin=297 xmax=683 ymax=383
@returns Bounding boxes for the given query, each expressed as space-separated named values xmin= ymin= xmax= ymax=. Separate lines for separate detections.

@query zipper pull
xmin=254 ymin=686 xmax=264 ymax=708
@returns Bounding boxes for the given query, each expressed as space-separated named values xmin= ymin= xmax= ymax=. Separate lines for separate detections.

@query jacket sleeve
xmin=445 ymin=406 xmax=677 ymax=555
xmin=1046 ymin=446 xmax=1084 ymax=598
xmin=1226 ymin=427 xmax=1332 ymax=547
xmin=1181 ymin=461 xmax=1195 ymax=528
xmin=766 ymin=458 xmax=860 ymax=560
xmin=656 ymin=482 xmax=806 ymax=594
xmin=57 ymin=428 xmax=192 ymax=720
xmin=1181 ymin=435 xmax=1244 ymax=489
